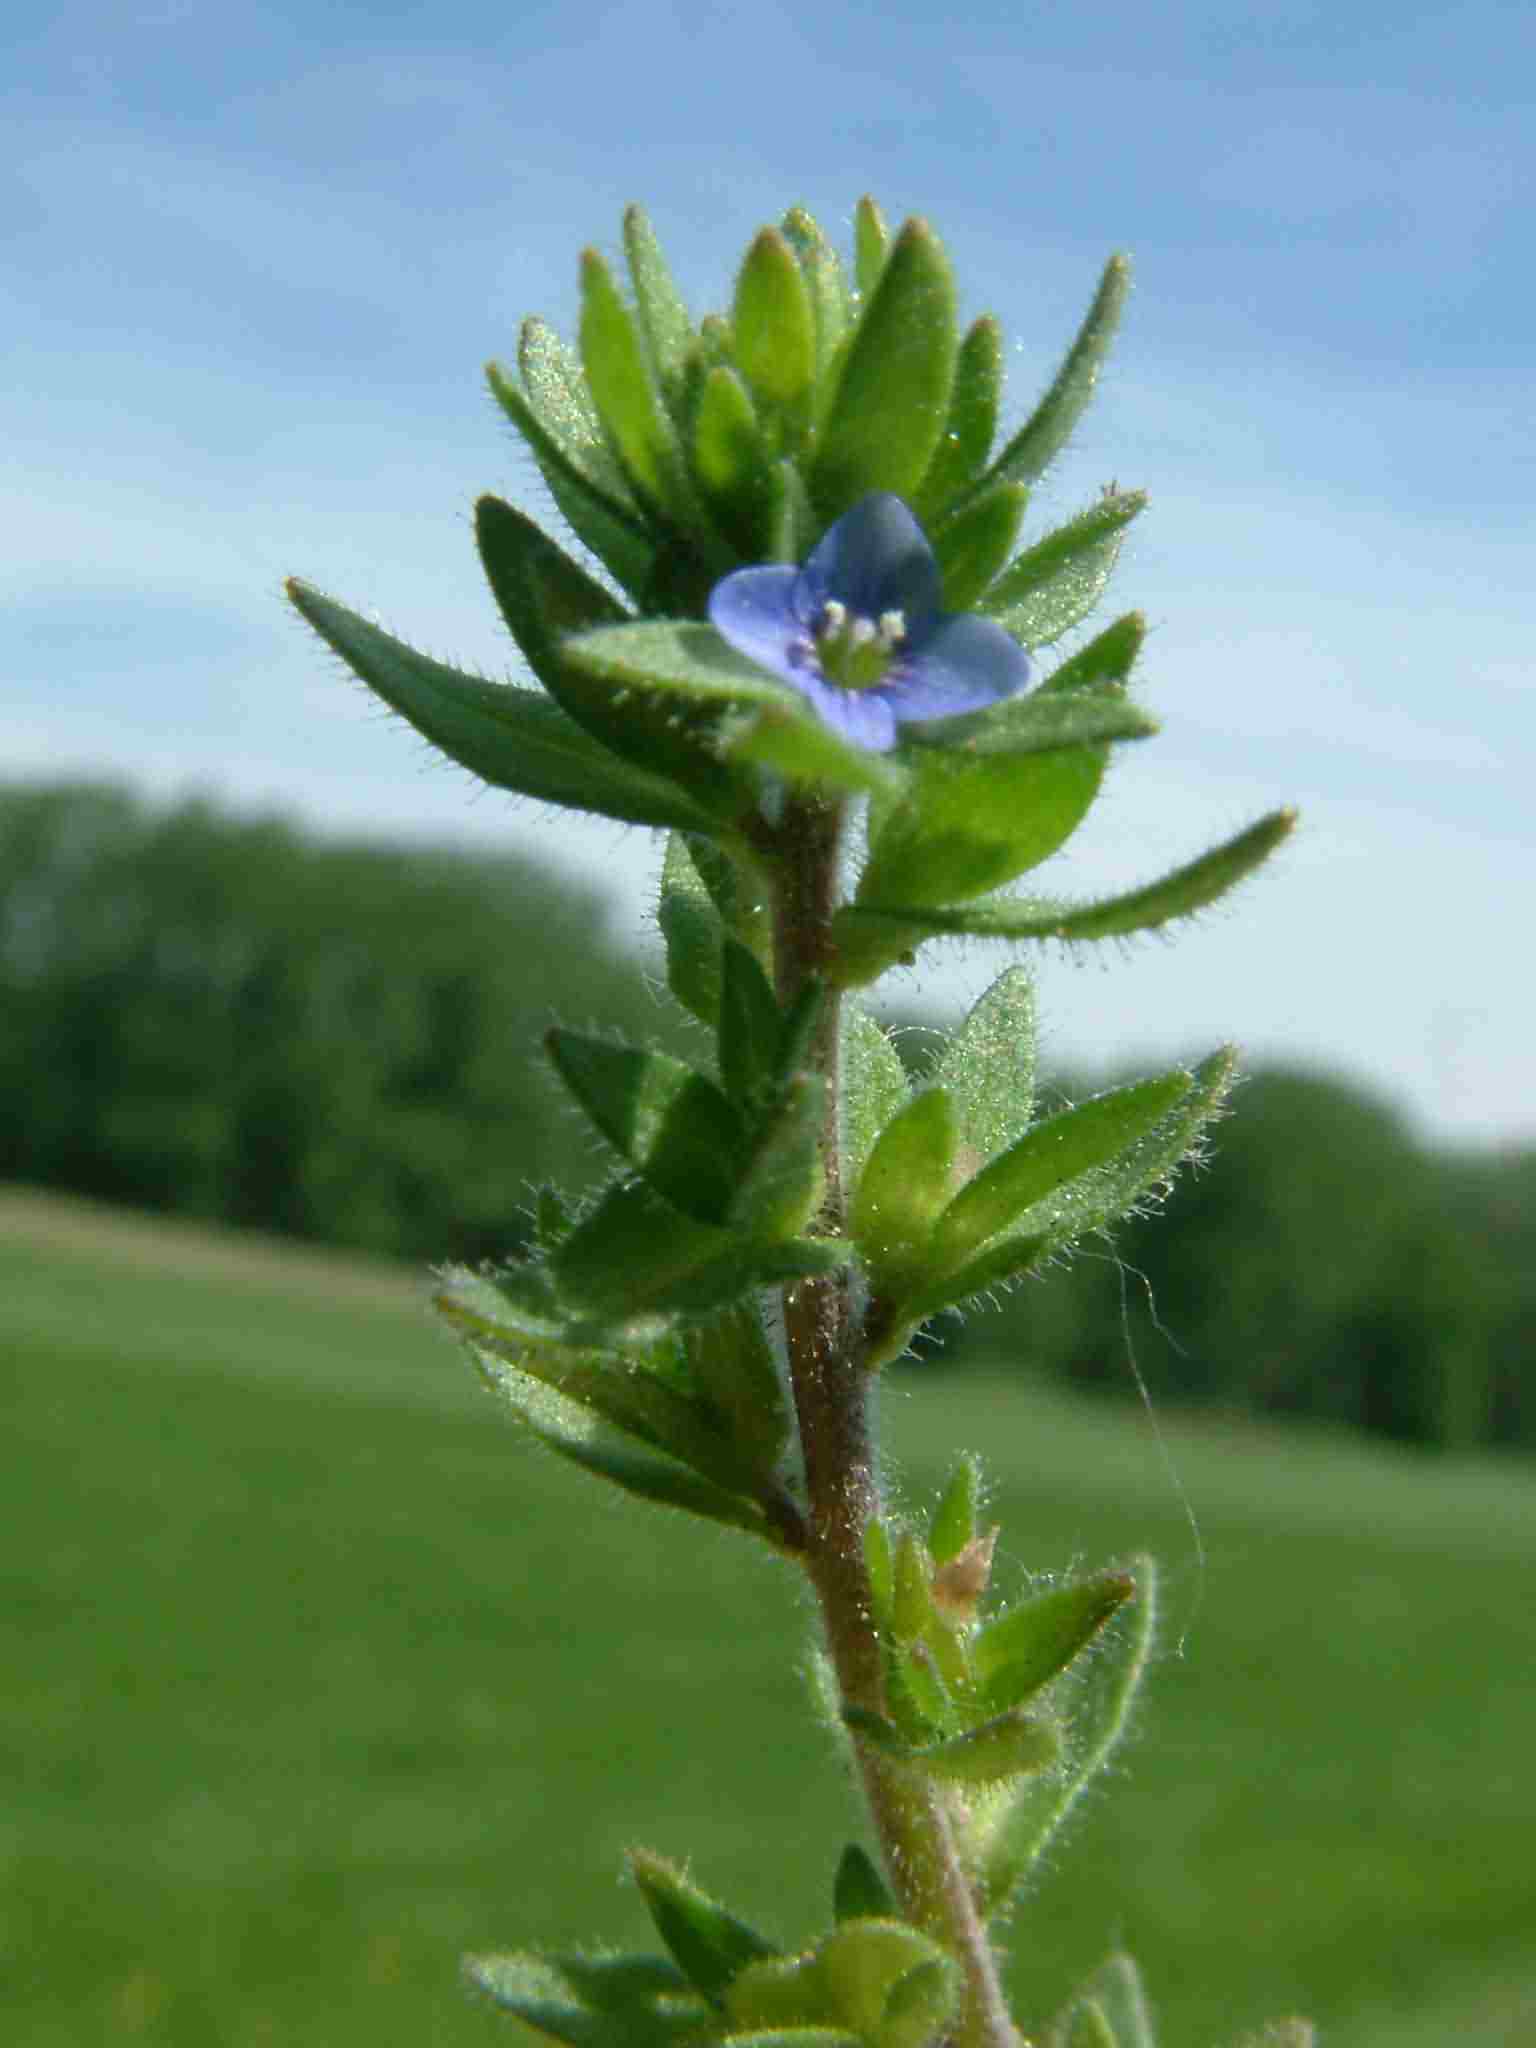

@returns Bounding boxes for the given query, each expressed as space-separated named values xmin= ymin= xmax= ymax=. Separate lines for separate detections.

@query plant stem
xmin=772 ymin=793 xmax=1021 ymax=2048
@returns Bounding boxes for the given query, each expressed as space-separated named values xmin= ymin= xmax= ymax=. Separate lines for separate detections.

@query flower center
xmin=811 ymin=600 xmax=907 ymax=691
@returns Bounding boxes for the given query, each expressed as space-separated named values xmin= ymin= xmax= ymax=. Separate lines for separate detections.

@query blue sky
xmin=7 ymin=0 xmax=1532 ymax=1142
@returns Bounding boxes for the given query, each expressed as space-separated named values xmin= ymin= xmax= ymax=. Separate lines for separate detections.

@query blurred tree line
xmin=0 ymin=780 xmax=674 ymax=1265
xmin=4 ymin=780 xmax=1531 ymax=1453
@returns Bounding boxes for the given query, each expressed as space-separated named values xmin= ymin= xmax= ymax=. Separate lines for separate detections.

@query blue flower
xmin=707 ymin=494 xmax=1030 ymax=754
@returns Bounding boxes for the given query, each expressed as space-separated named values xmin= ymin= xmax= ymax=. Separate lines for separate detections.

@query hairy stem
xmin=773 ymin=793 xmax=1020 ymax=2048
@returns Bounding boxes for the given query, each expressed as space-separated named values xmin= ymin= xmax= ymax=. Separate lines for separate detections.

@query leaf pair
xmin=964 ymin=1557 xmax=1160 ymax=1918
xmin=548 ymin=938 xmax=827 ymax=1247
xmin=468 ymin=1851 xmax=960 ymax=2048
xmin=437 ymin=1266 xmax=796 ymax=1544
xmin=537 ymin=1176 xmax=846 ymax=1341
xmin=858 ymin=1508 xmax=1133 ymax=1790
xmin=851 ymin=989 xmax=1237 ymax=1366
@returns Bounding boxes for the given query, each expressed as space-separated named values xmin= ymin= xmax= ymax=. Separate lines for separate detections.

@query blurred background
xmin=5 ymin=0 xmax=1534 ymax=2043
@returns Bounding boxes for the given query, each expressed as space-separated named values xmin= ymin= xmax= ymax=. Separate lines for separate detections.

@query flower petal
xmin=891 ymin=614 xmax=1031 ymax=723
xmin=803 ymin=494 xmax=942 ymax=631
xmin=707 ymin=565 xmax=806 ymax=684
xmin=796 ymin=674 xmax=900 ymax=752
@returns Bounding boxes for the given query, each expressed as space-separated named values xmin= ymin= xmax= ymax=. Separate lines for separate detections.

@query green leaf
xmin=548 ymin=1180 xmax=736 ymax=1320
xmin=808 ymin=218 xmax=957 ymax=516
xmin=474 ymin=494 xmax=727 ymax=799
xmin=855 ymin=745 xmax=1105 ymax=915
xmin=971 ymin=1570 xmax=1137 ymax=1713
xmin=475 ymin=495 xmax=752 ymax=816
xmin=856 ymin=814 xmax=1295 ymax=948
xmin=477 ymin=490 xmax=630 ymax=651
xmin=659 ymin=833 xmax=725 ymax=1027
xmin=734 ymin=227 xmax=818 ymax=415
xmin=817 ymin=1921 xmax=955 ymax=2040
xmin=929 ymin=482 xmax=1029 ymax=613
xmin=724 ymin=698 xmax=909 ymax=801
xmin=928 ymin=1454 xmax=980 ymax=1566
xmin=534 ymin=1417 xmax=770 ymax=1535
xmin=910 ymin=1708 xmax=1059 ymax=1785
xmin=863 ymin=1516 xmax=895 ymax=1628
xmin=726 ymin=1952 xmax=836 ymax=2035
xmin=694 ymin=365 xmax=773 ymax=548
xmin=630 ymin=1849 xmax=778 ymax=2006
xmin=781 ymin=205 xmax=854 ymax=391
xmin=437 ymin=1269 xmax=767 ymax=1501
xmin=896 ymin=1229 xmax=1057 ymax=1330
xmin=684 ymin=1302 xmax=793 ymax=1475
xmin=688 ymin=828 xmax=750 ymax=922
xmin=464 ymin=1949 xmax=705 ymax=2048
xmin=284 ymin=581 xmax=716 ymax=834
xmin=1040 ymin=611 xmax=1146 ymax=696
xmin=904 ymin=684 xmax=1156 ymax=758
xmin=897 ymin=1054 xmax=1234 ymax=1332
xmin=930 ymin=969 xmax=1038 ymax=1168
xmin=968 ymin=254 xmax=1130 ymax=502
xmin=758 ymin=459 xmax=814 ymax=567
xmin=913 ymin=315 xmax=1004 ymax=521
xmin=892 ymin=1528 xmax=937 ymax=1645
xmin=890 ymin=1638 xmax=952 ymax=1737
xmin=971 ymin=1557 xmax=1158 ymax=1915
xmin=564 ymin=618 xmax=791 ymax=720
xmin=930 ymin=1071 xmax=1195 ymax=1271
xmin=850 ymin=1089 xmax=958 ymax=1299
xmin=487 ymin=347 xmax=656 ymax=599
xmin=551 ymin=1178 xmax=849 ymax=1326
xmin=982 ymin=491 xmax=1147 ymax=647
xmin=832 ymin=1844 xmax=895 ymax=1925
xmin=719 ymin=939 xmax=790 ymax=1105
xmin=623 ymin=204 xmax=695 ymax=414
xmin=839 ymin=1005 xmax=909 ymax=1199
xmin=853 ymin=194 xmax=889 ymax=298
xmin=464 ymin=1345 xmax=774 ymax=1537
xmin=545 ymin=1031 xmax=745 ymax=1224
xmin=1013 ymin=809 xmax=1296 ymax=941
xmin=541 ymin=459 xmax=660 ymax=602
xmin=1036 ymin=1058 xmax=1227 ymax=1235
xmin=579 ymin=247 xmax=697 ymax=526
xmin=512 ymin=316 xmax=635 ymax=506
xmin=878 ymin=1956 xmax=961 ymax=2048
xmin=729 ymin=1071 xmax=828 ymax=1238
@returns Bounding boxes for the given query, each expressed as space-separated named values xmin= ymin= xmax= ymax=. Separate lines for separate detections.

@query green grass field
xmin=4 ymin=1186 xmax=1534 ymax=2047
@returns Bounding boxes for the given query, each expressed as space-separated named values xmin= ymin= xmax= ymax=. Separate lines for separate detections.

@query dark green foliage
xmin=0 ymin=780 xmax=668 ymax=1262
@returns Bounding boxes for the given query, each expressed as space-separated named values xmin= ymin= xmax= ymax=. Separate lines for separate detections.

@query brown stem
xmin=771 ymin=792 xmax=1021 ymax=2048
